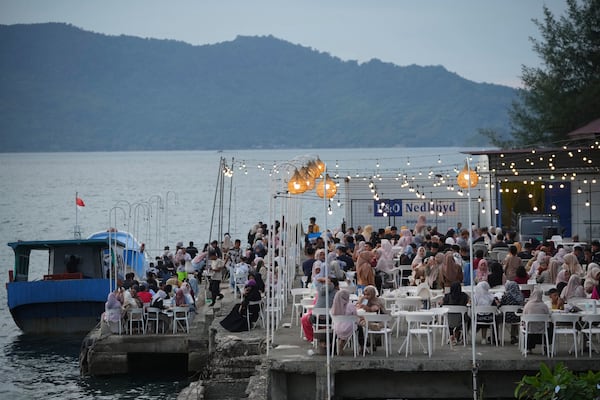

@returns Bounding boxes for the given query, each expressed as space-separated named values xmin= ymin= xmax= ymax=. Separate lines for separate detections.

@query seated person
xmin=441 ymin=282 xmax=470 ymax=344
xmin=546 ymin=287 xmax=564 ymax=310
xmin=330 ymin=289 xmax=357 ymax=355
xmin=498 ymin=281 xmax=524 ymax=344
xmin=220 ymin=279 xmax=262 ymax=332
xmin=301 ymin=277 xmax=339 ymax=343
xmin=522 ymin=288 xmax=551 ymax=354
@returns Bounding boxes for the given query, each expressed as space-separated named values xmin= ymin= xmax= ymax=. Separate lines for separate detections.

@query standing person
xmin=503 ymin=245 xmax=522 ymax=281
xmin=302 ymin=246 xmax=316 ymax=285
xmin=208 ymin=249 xmax=224 ymax=306
xmin=305 ymin=216 xmax=320 ymax=246
xmin=186 ymin=241 xmax=198 ymax=259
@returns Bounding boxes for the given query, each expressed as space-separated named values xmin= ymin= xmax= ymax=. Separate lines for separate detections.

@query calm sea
xmin=0 ymin=148 xmax=471 ymax=399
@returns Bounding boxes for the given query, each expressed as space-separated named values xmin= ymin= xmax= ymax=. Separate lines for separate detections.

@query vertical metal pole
xmin=467 ymin=157 xmax=478 ymax=400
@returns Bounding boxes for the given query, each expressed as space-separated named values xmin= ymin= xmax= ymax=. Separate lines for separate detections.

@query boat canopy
xmin=7 ymin=238 xmax=126 ymax=282
xmin=87 ymin=230 xmax=147 ymax=278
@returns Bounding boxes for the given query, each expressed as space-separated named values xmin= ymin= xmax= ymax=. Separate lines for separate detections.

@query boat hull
xmin=7 ymin=278 xmax=111 ymax=334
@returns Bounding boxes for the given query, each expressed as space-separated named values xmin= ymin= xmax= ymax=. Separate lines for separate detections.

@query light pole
xmin=457 ymin=158 xmax=479 ymax=400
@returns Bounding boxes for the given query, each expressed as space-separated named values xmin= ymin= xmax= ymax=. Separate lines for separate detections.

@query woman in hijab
xmin=442 ymin=282 xmax=470 ymax=344
xmin=528 ymin=251 xmax=546 ymax=278
xmin=220 ymin=279 xmax=262 ymax=332
xmin=487 ymin=261 xmax=506 ymax=287
xmin=330 ymin=289 xmax=357 ymax=355
xmin=560 ymin=274 xmax=585 ymax=302
xmin=411 ymin=246 xmax=426 ymax=270
xmin=473 ymin=281 xmax=499 ymax=344
xmin=356 ymin=249 xmax=375 ymax=292
xmin=425 ymin=252 xmax=443 ymax=289
xmin=475 ymin=258 xmax=489 ymax=283
xmin=103 ymin=290 xmax=123 ymax=334
xmin=375 ymin=239 xmax=394 ymax=275
xmin=441 ymin=251 xmax=463 ymax=289
xmin=413 ymin=215 xmax=427 ymax=237
xmin=584 ymin=264 xmax=600 ymax=295
xmin=499 ymin=281 xmax=524 ymax=344
xmin=562 ymin=253 xmax=584 ymax=276
xmin=522 ymin=288 xmax=550 ymax=353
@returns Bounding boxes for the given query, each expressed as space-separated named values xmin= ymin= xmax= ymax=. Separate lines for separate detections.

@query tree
xmin=484 ymin=0 xmax=600 ymax=148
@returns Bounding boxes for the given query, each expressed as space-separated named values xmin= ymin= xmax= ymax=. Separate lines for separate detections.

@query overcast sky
xmin=0 ymin=0 xmax=568 ymax=87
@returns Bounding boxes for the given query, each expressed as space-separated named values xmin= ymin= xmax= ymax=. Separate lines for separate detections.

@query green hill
xmin=0 ymin=23 xmax=516 ymax=151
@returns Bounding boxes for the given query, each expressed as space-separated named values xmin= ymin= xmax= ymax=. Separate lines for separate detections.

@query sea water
xmin=0 ymin=147 xmax=471 ymax=399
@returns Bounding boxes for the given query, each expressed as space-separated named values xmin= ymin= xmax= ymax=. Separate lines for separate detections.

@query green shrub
xmin=515 ymin=362 xmax=600 ymax=400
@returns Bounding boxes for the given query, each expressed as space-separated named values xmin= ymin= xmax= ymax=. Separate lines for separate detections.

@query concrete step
xmin=203 ymin=378 xmax=249 ymax=400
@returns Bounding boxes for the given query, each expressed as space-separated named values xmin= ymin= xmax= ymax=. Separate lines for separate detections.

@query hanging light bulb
xmin=585 ymin=199 xmax=590 ymax=207
xmin=481 ymin=206 xmax=486 ymax=214
xmin=337 ymin=199 xmax=341 ymax=207
xmin=494 ymin=208 xmax=499 ymax=215
xmin=533 ymin=206 xmax=538 ymax=212
xmin=551 ymin=204 xmax=557 ymax=211
xmin=328 ymin=204 xmax=333 ymax=215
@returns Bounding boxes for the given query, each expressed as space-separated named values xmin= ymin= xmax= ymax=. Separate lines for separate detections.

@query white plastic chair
xmin=551 ymin=313 xmax=580 ymax=357
xmin=172 ymin=306 xmax=190 ymax=334
xmin=311 ymin=307 xmax=331 ymax=348
xmin=499 ymin=305 xmax=522 ymax=346
xmin=330 ymin=314 xmax=359 ymax=357
xmin=519 ymin=314 xmax=551 ymax=358
xmin=362 ymin=313 xmax=393 ymax=357
xmin=580 ymin=312 xmax=600 ymax=358
xmin=300 ymin=298 xmax=315 ymax=338
xmin=246 ymin=299 xmax=264 ymax=330
xmin=404 ymin=312 xmax=434 ymax=357
xmin=392 ymin=297 xmax=423 ymax=337
xmin=234 ymin=272 xmax=248 ymax=300
xmin=127 ymin=308 xmax=145 ymax=335
xmin=430 ymin=307 xmax=449 ymax=348
xmin=444 ymin=305 xmax=469 ymax=346
xmin=145 ymin=307 xmax=163 ymax=334
xmin=475 ymin=305 xmax=500 ymax=346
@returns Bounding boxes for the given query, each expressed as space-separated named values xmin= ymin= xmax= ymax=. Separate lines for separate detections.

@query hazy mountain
xmin=0 ymin=23 xmax=516 ymax=152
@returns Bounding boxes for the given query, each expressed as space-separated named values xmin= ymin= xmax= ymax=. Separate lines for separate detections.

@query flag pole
xmin=75 ymin=192 xmax=79 ymax=239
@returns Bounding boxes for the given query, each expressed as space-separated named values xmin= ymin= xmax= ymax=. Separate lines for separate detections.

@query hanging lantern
xmin=314 ymin=157 xmax=325 ymax=175
xmin=307 ymin=160 xmax=321 ymax=179
xmin=287 ymin=169 xmax=306 ymax=194
xmin=457 ymin=162 xmax=479 ymax=189
xmin=316 ymin=174 xmax=337 ymax=199
xmin=300 ymin=166 xmax=315 ymax=190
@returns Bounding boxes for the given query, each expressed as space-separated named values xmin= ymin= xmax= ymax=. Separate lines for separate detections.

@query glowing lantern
xmin=457 ymin=162 xmax=479 ymax=189
xmin=300 ymin=166 xmax=315 ymax=190
xmin=316 ymin=174 xmax=337 ymax=199
xmin=287 ymin=169 xmax=306 ymax=194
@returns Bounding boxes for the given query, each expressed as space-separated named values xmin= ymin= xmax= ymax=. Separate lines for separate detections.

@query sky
xmin=0 ymin=0 xmax=569 ymax=88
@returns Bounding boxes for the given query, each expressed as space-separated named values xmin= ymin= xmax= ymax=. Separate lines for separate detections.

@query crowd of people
xmin=299 ymin=215 xmax=600 ymax=352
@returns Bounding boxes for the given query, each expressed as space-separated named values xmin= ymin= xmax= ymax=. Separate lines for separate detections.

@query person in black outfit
xmin=220 ymin=279 xmax=262 ymax=332
xmin=442 ymin=282 xmax=470 ymax=343
xmin=487 ymin=261 xmax=504 ymax=287
xmin=186 ymin=241 xmax=198 ymax=259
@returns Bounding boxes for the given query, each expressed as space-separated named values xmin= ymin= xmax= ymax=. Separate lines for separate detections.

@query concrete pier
xmin=79 ymin=284 xmax=599 ymax=399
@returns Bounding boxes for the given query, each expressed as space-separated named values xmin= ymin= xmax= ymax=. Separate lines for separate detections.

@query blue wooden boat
xmin=6 ymin=231 xmax=145 ymax=334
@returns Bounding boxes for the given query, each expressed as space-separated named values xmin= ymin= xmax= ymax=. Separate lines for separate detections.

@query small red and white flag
xmin=76 ymin=197 xmax=85 ymax=207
